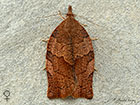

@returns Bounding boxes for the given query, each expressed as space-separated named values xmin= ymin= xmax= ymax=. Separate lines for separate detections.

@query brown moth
xmin=46 ymin=5 xmax=94 ymax=99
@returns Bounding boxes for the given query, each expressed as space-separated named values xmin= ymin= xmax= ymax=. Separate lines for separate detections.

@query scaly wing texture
xmin=69 ymin=18 xmax=94 ymax=99
xmin=46 ymin=19 xmax=75 ymax=99
xmin=46 ymin=17 xmax=94 ymax=99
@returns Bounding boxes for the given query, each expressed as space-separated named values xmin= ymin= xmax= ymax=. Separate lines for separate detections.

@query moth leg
xmin=94 ymin=68 xmax=101 ymax=76
xmin=94 ymin=68 xmax=98 ymax=72
xmin=81 ymin=24 xmax=87 ymax=27
xmin=91 ymin=37 xmax=98 ymax=41
xmin=58 ymin=10 xmax=65 ymax=20
xmin=43 ymin=67 xmax=46 ymax=70
xmin=94 ymin=68 xmax=105 ymax=82
xmin=42 ymin=39 xmax=48 ymax=42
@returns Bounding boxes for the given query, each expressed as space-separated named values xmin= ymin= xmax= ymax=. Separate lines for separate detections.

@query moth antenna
xmin=77 ymin=15 xmax=112 ymax=31
xmin=37 ymin=14 xmax=59 ymax=19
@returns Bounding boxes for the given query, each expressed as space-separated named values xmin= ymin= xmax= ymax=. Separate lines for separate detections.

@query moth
xmin=45 ymin=5 xmax=95 ymax=99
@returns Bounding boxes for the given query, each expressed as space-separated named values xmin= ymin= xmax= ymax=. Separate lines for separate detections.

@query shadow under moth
xmin=45 ymin=5 xmax=95 ymax=99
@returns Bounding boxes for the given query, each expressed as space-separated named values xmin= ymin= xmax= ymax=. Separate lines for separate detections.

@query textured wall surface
xmin=0 ymin=0 xmax=140 ymax=105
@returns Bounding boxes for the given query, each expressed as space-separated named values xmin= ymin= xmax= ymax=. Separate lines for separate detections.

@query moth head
xmin=66 ymin=5 xmax=75 ymax=17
